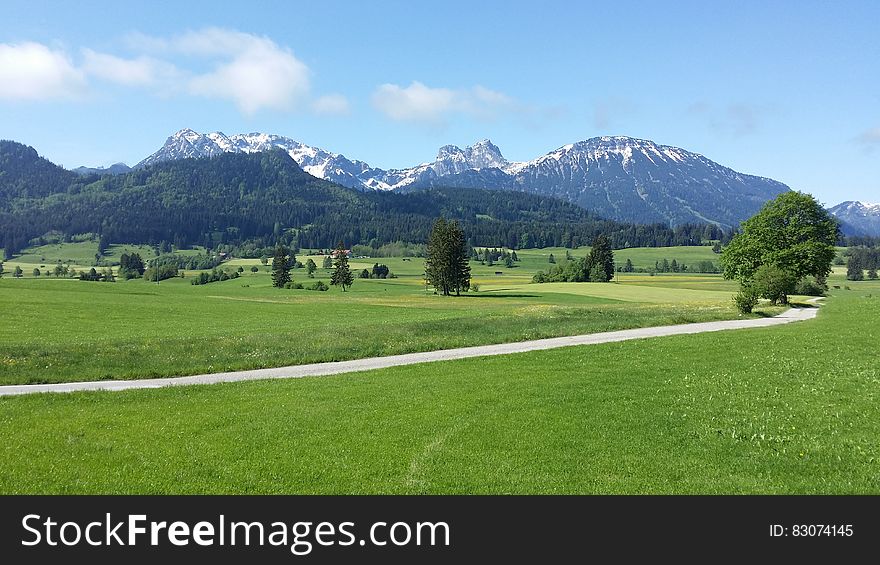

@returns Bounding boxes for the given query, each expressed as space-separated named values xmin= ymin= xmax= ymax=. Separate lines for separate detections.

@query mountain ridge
xmin=137 ymin=129 xmax=790 ymax=227
xmin=828 ymin=200 xmax=880 ymax=236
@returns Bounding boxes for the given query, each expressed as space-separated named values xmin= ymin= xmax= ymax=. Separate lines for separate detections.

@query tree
xmin=330 ymin=242 xmax=354 ymax=291
xmin=119 ymin=252 xmax=145 ymax=280
xmin=712 ymin=242 xmax=722 ymax=254
xmin=360 ymin=268 xmax=370 ymax=279
xmin=322 ymin=255 xmax=332 ymax=269
xmin=13 ymin=265 xmax=23 ymax=278
xmin=305 ymin=258 xmax=317 ymax=278
xmin=32 ymin=267 xmax=41 ymax=277
xmin=587 ymin=234 xmax=615 ymax=282
xmin=868 ymin=267 xmax=878 ymax=280
xmin=846 ymin=255 xmax=864 ymax=281
xmin=271 ymin=245 xmax=292 ymax=288
xmin=504 ymin=256 xmax=514 ymax=268
xmin=751 ymin=264 xmax=798 ymax=305
xmin=250 ymin=265 xmax=259 ymax=274
xmin=548 ymin=253 xmax=556 ymax=264
xmin=425 ymin=217 xmax=471 ymax=296
xmin=721 ymin=192 xmax=838 ymax=284
xmin=0 ymin=262 xmax=3 ymax=278
xmin=623 ymin=258 xmax=634 ymax=272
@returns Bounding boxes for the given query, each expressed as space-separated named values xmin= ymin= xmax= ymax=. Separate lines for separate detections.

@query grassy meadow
xmin=1 ymin=282 xmax=877 ymax=494
xmin=0 ymin=244 xmax=770 ymax=385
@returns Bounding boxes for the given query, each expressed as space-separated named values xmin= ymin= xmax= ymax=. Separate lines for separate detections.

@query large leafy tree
xmin=721 ymin=192 xmax=838 ymax=284
xmin=330 ymin=241 xmax=354 ymax=291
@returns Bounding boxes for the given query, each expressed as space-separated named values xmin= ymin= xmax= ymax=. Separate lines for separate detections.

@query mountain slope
xmin=415 ymin=137 xmax=790 ymax=228
xmin=0 ymin=140 xmax=83 ymax=203
xmin=828 ymin=201 xmax=880 ymax=236
xmin=138 ymin=130 xmax=789 ymax=227
xmin=1 ymin=143 xmax=712 ymax=255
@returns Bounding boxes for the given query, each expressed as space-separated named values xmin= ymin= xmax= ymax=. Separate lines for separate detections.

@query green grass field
xmin=0 ymin=264 xmax=767 ymax=385
xmin=1 ymin=284 xmax=876 ymax=494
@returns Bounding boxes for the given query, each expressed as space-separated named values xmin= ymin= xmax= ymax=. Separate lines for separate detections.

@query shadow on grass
xmin=463 ymin=293 xmax=541 ymax=299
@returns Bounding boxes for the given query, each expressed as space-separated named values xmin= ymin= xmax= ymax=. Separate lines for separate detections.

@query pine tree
xmin=587 ymin=235 xmax=615 ymax=282
xmin=305 ymin=258 xmax=317 ymax=278
xmin=330 ymin=242 xmax=354 ymax=291
xmin=425 ymin=218 xmax=451 ymax=295
xmin=425 ymin=217 xmax=470 ymax=296
xmin=271 ymin=245 xmax=292 ymax=288
xmin=846 ymin=255 xmax=864 ymax=281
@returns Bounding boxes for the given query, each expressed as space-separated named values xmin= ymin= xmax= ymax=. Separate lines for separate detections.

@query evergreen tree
xmin=587 ymin=234 xmax=615 ymax=282
xmin=13 ymin=265 xmax=23 ymax=278
xmin=867 ymin=267 xmax=878 ymax=280
xmin=548 ymin=253 xmax=556 ymax=264
xmin=425 ymin=217 xmax=470 ymax=296
xmin=846 ymin=255 xmax=864 ymax=281
xmin=624 ymin=258 xmax=634 ymax=272
xmin=32 ymin=267 xmax=41 ymax=277
xmin=330 ymin=242 xmax=354 ymax=291
xmin=322 ymin=255 xmax=332 ymax=269
xmin=305 ymin=258 xmax=317 ymax=278
xmin=271 ymin=245 xmax=292 ymax=288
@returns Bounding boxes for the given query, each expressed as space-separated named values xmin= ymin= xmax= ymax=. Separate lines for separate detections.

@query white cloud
xmin=311 ymin=94 xmax=351 ymax=116
xmin=372 ymin=82 xmax=456 ymax=123
xmin=0 ymin=42 xmax=86 ymax=100
xmin=1 ymin=30 xmax=341 ymax=117
xmin=372 ymin=81 xmax=514 ymax=124
xmin=127 ymin=28 xmax=311 ymax=115
xmin=81 ymin=48 xmax=180 ymax=87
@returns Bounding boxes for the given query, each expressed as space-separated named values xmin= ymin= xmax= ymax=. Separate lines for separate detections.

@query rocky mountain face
xmin=137 ymin=129 xmax=791 ymax=226
xmin=828 ymin=200 xmax=880 ymax=236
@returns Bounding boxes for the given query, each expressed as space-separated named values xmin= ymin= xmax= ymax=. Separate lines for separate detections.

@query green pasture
xmin=1 ymin=285 xmax=877 ymax=494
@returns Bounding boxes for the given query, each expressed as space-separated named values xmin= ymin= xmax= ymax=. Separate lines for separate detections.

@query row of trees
xmin=271 ymin=242 xmax=354 ymax=291
xmin=532 ymin=235 xmax=615 ymax=283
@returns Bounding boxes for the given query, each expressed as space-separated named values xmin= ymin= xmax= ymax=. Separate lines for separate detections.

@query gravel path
xmin=0 ymin=303 xmax=820 ymax=396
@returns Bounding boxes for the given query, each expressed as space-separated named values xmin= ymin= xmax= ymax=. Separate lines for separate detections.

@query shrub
xmin=794 ymin=277 xmax=826 ymax=297
xmin=751 ymin=264 xmax=798 ymax=305
xmin=307 ymin=281 xmax=329 ymax=291
xmin=733 ymin=286 xmax=760 ymax=314
xmin=471 ymin=283 xmax=480 ymax=292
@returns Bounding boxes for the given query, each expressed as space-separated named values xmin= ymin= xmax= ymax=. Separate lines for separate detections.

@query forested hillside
xmin=0 ymin=141 xmax=724 ymax=255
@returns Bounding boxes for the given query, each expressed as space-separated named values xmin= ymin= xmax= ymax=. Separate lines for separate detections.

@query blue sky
xmin=1 ymin=0 xmax=878 ymax=205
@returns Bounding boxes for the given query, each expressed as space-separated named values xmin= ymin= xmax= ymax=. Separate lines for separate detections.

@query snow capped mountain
xmin=409 ymin=136 xmax=790 ymax=227
xmin=138 ymin=130 xmax=790 ymax=226
xmin=136 ymin=129 xmax=384 ymax=189
xmin=828 ymin=200 xmax=880 ymax=236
